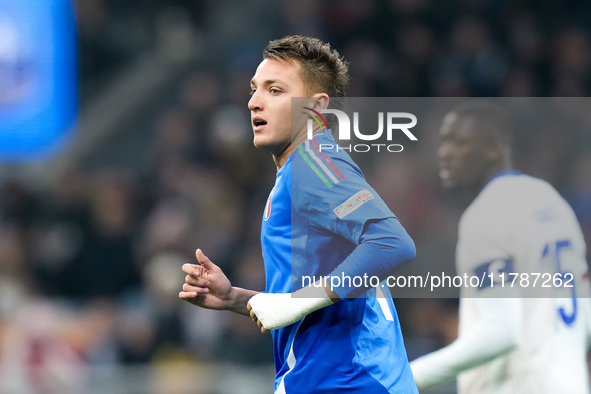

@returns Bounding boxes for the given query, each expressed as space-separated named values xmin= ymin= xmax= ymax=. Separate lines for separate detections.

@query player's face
xmin=248 ymin=59 xmax=311 ymax=160
xmin=437 ymin=113 xmax=492 ymax=191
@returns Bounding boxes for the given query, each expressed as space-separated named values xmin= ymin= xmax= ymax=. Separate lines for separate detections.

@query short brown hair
xmin=263 ymin=35 xmax=349 ymax=98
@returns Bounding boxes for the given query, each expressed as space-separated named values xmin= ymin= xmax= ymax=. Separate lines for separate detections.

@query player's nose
xmin=437 ymin=142 xmax=454 ymax=161
xmin=437 ymin=143 xmax=451 ymax=161
xmin=248 ymin=90 xmax=263 ymax=111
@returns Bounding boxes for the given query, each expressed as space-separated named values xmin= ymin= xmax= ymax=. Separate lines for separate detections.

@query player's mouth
xmin=252 ymin=117 xmax=267 ymax=133
xmin=439 ymin=163 xmax=452 ymax=180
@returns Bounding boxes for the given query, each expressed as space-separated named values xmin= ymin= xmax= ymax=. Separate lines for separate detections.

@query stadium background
xmin=1 ymin=0 xmax=590 ymax=392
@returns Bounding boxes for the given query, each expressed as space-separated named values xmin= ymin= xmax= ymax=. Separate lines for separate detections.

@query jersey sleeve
xmin=410 ymin=297 xmax=522 ymax=389
xmin=290 ymin=140 xmax=395 ymax=244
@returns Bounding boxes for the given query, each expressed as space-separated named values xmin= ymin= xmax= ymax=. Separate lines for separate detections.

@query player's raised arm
xmin=327 ymin=217 xmax=416 ymax=299
xmin=248 ymin=216 xmax=416 ymax=331
xmin=179 ymin=249 xmax=258 ymax=316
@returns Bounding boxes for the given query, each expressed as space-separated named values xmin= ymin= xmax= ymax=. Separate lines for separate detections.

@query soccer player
xmin=410 ymin=100 xmax=591 ymax=393
xmin=179 ymin=35 xmax=418 ymax=393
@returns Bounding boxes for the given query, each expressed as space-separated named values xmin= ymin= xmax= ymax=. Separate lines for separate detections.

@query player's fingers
xmin=182 ymin=263 xmax=202 ymax=277
xmin=261 ymin=326 xmax=269 ymax=334
xmin=247 ymin=301 xmax=252 ymax=311
xmin=249 ymin=308 xmax=257 ymax=320
xmin=195 ymin=249 xmax=218 ymax=271
xmin=182 ymin=283 xmax=209 ymax=294
xmin=179 ymin=290 xmax=197 ymax=299
xmin=185 ymin=275 xmax=210 ymax=287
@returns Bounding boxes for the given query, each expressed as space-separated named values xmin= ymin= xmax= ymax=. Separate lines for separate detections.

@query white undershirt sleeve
xmin=248 ymin=279 xmax=334 ymax=331
xmin=410 ymin=297 xmax=522 ymax=390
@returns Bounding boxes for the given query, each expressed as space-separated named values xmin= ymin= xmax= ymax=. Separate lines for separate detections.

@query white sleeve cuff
xmin=248 ymin=281 xmax=334 ymax=330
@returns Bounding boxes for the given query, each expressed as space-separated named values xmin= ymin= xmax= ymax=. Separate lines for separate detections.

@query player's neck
xmin=474 ymin=162 xmax=514 ymax=195
xmin=273 ymin=146 xmax=292 ymax=169
xmin=273 ymin=127 xmax=318 ymax=170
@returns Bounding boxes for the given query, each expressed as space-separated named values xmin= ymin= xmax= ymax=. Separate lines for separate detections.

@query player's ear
xmin=312 ymin=94 xmax=329 ymax=111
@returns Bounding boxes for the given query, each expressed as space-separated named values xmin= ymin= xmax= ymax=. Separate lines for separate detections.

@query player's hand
xmin=247 ymin=299 xmax=270 ymax=334
xmin=247 ymin=293 xmax=306 ymax=333
xmin=179 ymin=249 xmax=233 ymax=311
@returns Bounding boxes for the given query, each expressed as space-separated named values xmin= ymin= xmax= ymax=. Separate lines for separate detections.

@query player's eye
xmin=249 ymin=88 xmax=257 ymax=96
xmin=443 ymin=139 xmax=461 ymax=148
xmin=270 ymin=87 xmax=281 ymax=94
xmin=441 ymin=134 xmax=464 ymax=147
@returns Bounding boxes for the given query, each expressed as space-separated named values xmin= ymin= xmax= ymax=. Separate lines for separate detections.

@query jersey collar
xmin=481 ymin=170 xmax=522 ymax=192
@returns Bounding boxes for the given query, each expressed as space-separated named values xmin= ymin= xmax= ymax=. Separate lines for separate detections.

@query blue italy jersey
xmin=261 ymin=130 xmax=418 ymax=393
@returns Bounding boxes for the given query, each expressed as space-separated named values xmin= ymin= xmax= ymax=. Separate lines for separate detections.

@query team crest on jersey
xmin=334 ymin=189 xmax=375 ymax=219
xmin=264 ymin=187 xmax=275 ymax=221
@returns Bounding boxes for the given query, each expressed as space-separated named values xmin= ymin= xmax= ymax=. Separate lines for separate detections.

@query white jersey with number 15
xmin=457 ymin=172 xmax=591 ymax=394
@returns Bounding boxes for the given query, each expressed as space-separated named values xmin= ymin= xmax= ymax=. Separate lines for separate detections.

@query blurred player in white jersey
xmin=410 ymin=100 xmax=591 ymax=393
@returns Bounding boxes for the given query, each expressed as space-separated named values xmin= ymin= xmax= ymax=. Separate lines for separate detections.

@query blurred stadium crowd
xmin=1 ymin=0 xmax=591 ymax=392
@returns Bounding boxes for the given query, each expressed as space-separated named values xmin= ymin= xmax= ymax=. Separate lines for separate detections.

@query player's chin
xmin=252 ymin=134 xmax=267 ymax=147
xmin=441 ymin=177 xmax=460 ymax=190
xmin=252 ymin=135 xmax=276 ymax=151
